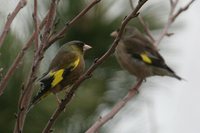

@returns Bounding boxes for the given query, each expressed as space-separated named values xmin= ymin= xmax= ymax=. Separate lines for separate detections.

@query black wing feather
xmin=30 ymin=67 xmax=72 ymax=107
xmin=130 ymin=49 xmax=174 ymax=72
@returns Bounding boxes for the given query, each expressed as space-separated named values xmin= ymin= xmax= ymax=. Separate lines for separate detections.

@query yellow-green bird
xmin=111 ymin=26 xmax=181 ymax=80
xmin=30 ymin=41 xmax=92 ymax=109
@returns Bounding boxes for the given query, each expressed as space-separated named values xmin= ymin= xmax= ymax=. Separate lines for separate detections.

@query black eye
xmin=72 ymin=41 xmax=84 ymax=47
xmin=77 ymin=42 xmax=84 ymax=48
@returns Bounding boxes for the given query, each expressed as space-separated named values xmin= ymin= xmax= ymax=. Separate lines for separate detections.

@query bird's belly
xmin=130 ymin=59 xmax=152 ymax=78
xmin=116 ymin=52 xmax=152 ymax=79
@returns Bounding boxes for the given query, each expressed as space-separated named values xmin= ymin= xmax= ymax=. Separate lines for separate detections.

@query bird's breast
xmin=60 ymin=57 xmax=85 ymax=89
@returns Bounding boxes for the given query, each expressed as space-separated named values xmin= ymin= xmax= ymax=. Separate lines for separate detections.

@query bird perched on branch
xmin=29 ymin=41 xmax=92 ymax=110
xmin=111 ymin=26 xmax=181 ymax=80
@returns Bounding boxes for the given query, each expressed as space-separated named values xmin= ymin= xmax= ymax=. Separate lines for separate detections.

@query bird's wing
xmin=126 ymin=43 xmax=175 ymax=73
xmin=31 ymin=54 xmax=81 ymax=106
xmin=40 ymin=55 xmax=80 ymax=89
xmin=123 ymin=37 xmax=168 ymax=69
xmin=31 ymin=67 xmax=72 ymax=106
xmin=40 ymin=51 xmax=81 ymax=88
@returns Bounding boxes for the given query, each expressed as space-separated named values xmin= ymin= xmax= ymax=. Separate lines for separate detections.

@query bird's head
xmin=64 ymin=40 xmax=92 ymax=54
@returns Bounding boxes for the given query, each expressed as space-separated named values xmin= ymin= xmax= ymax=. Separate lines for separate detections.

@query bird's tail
xmin=165 ymin=66 xmax=182 ymax=80
xmin=27 ymin=89 xmax=50 ymax=112
xmin=172 ymin=73 xmax=182 ymax=80
xmin=154 ymin=66 xmax=183 ymax=80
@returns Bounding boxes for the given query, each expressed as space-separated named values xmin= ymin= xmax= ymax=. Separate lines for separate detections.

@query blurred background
xmin=0 ymin=0 xmax=199 ymax=133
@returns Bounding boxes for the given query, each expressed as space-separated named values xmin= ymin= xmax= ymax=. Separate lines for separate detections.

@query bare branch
xmin=129 ymin=0 xmax=134 ymax=10
xmin=48 ymin=0 xmax=102 ymax=46
xmin=138 ymin=15 xmax=155 ymax=44
xmin=0 ymin=14 xmax=48 ymax=96
xmin=155 ymin=0 xmax=195 ymax=46
xmin=170 ymin=0 xmax=173 ymax=6
xmin=172 ymin=0 xmax=195 ymax=22
xmin=33 ymin=0 xmax=39 ymax=50
xmin=86 ymin=79 xmax=143 ymax=133
xmin=13 ymin=0 xmax=58 ymax=132
xmin=129 ymin=0 xmax=155 ymax=45
xmin=0 ymin=68 xmax=3 ymax=78
xmin=0 ymin=0 xmax=27 ymax=48
xmin=42 ymin=0 xmax=148 ymax=132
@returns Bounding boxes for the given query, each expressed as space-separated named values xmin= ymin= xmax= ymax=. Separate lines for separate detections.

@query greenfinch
xmin=30 ymin=41 xmax=92 ymax=108
xmin=111 ymin=27 xmax=181 ymax=80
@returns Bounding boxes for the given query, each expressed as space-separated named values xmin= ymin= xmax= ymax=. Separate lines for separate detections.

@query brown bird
xmin=111 ymin=26 xmax=181 ymax=80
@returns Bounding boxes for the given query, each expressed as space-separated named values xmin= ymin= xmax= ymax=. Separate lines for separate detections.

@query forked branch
xmin=86 ymin=79 xmax=143 ymax=133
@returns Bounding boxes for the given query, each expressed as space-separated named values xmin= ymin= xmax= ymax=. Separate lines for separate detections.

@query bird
xmin=110 ymin=26 xmax=182 ymax=80
xmin=29 ymin=40 xmax=92 ymax=109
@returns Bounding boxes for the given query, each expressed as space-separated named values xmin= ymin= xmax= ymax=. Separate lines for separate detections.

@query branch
xmin=0 ymin=0 xmax=27 ymax=48
xmin=155 ymin=0 xmax=195 ymax=46
xmin=171 ymin=0 xmax=195 ymax=22
xmin=42 ymin=0 xmax=148 ymax=132
xmin=86 ymin=79 xmax=143 ymax=133
xmin=129 ymin=0 xmax=155 ymax=45
xmin=138 ymin=15 xmax=155 ymax=44
xmin=47 ymin=0 xmax=102 ymax=46
xmin=33 ymin=0 xmax=39 ymax=50
xmin=0 ymin=68 xmax=3 ymax=78
xmin=0 ymin=13 xmax=48 ymax=96
xmin=13 ymin=0 xmax=58 ymax=132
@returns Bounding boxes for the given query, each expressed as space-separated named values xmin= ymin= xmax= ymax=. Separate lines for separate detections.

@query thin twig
xmin=48 ymin=0 xmax=102 ymax=46
xmin=0 ymin=13 xmax=48 ymax=96
xmin=155 ymin=0 xmax=195 ymax=46
xmin=129 ymin=0 xmax=155 ymax=45
xmin=129 ymin=0 xmax=135 ymax=11
xmin=33 ymin=0 xmax=39 ymax=50
xmin=158 ymin=0 xmax=178 ymax=45
xmin=172 ymin=0 xmax=195 ymax=22
xmin=0 ymin=68 xmax=3 ymax=78
xmin=42 ymin=0 xmax=148 ymax=132
xmin=138 ymin=16 xmax=155 ymax=43
xmin=0 ymin=0 xmax=27 ymax=48
xmin=13 ymin=0 xmax=58 ymax=132
xmin=86 ymin=79 xmax=143 ymax=133
xmin=170 ymin=0 xmax=173 ymax=6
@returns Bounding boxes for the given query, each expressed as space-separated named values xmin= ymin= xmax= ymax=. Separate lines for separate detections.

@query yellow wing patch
xmin=48 ymin=57 xmax=80 ymax=88
xmin=140 ymin=53 xmax=152 ymax=64
xmin=49 ymin=69 xmax=64 ymax=87
xmin=69 ymin=57 xmax=80 ymax=71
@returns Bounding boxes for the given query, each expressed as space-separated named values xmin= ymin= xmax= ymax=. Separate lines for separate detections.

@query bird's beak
xmin=83 ymin=44 xmax=92 ymax=51
xmin=110 ymin=31 xmax=118 ymax=37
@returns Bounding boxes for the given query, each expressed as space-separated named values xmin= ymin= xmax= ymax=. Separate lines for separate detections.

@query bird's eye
xmin=78 ymin=42 xmax=84 ymax=48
